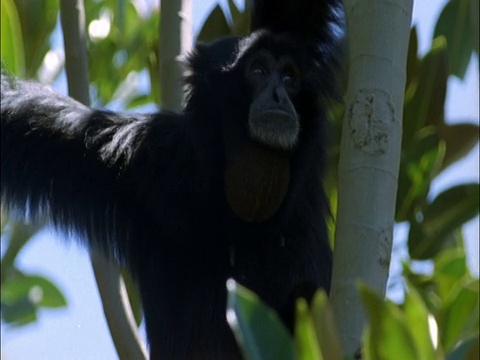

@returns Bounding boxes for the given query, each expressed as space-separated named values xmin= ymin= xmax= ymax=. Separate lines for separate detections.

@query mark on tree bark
xmin=348 ymin=89 xmax=395 ymax=155
xmin=378 ymin=223 xmax=393 ymax=269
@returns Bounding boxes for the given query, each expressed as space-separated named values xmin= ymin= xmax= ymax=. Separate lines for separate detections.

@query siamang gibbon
xmin=1 ymin=0 xmax=344 ymax=358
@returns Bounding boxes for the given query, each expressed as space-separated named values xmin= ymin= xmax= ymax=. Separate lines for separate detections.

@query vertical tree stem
xmin=330 ymin=0 xmax=413 ymax=354
xmin=159 ymin=0 xmax=192 ymax=111
xmin=59 ymin=1 xmax=147 ymax=358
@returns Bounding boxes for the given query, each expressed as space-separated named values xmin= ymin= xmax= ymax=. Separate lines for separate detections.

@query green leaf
xmin=121 ymin=1 xmax=143 ymax=43
xmin=433 ymin=249 xmax=479 ymax=351
xmin=440 ymin=279 xmax=479 ymax=351
xmin=446 ymin=336 xmax=480 ymax=360
xmin=0 ymin=210 xmax=8 ymax=233
xmin=471 ymin=0 xmax=479 ymax=54
xmin=434 ymin=0 xmax=473 ymax=79
xmin=440 ymin=123 xmax=480 ymax=171
xmin=396 ymin=128 xmax=445 ymax=222
xmin=226 ymin=280 xmax=294 ymax=360
xmin=1 ymin=273 xmax=67 ymax=327
xmin=1 ymin=296 xmax=37 ymax=326
xmin=88 ymin=37 xmax=120 ymax=103
xmin=295 ymin=298 xmax=322 ymax=360
xmin=403 ymin=285 xmax=436 ymax=360
xmin=15 ymin=0 xmax=58 ymax=77
xmin=229 ymin=0 xmax=250 ymax=36
xmin=87 ymin=3 xmax=159 ymax=105
xmin=434 ymin=248 xmax=469 ymax=300
xmin=2 ymin=274 xmax=67 ymax=308
xmin=126 ymin=94 xmax=155 ymax=109
xmin=197 ymin=5 xmax=231 ymax=42
xmin=1 ymin=0 xmax=25 ymax=76
xmin=1 ymin=221 xmax=43 ymax=282
xmin=310 ymin=291 xmax=343 ymax=360
xmin=405 ymin=27 xmax=419 ymax=91
xmin=360 ymin=284 xmax=418 ymax=360
xmin=403 ymin=37 xmax=448 ymax=140
xmin=402 ymin=263 xmax=437 ymax=310
xmin=408 ymin=184 xmax=479 ymax=259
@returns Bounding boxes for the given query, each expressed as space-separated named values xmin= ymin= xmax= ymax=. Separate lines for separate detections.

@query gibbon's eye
xmin=281 ymin=65 xmax=297 ymax=87
xmin=281 ymin=73 xmax=294 ymax=84
xmin=250 ymin=61 xmax=268 ymax=77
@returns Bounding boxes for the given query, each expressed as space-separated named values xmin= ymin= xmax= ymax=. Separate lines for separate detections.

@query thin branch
xmin=159 ymin=0 xmax=192 ymax=111
xmin=59 ymin=1 xmax=147 ymax=358
xmin=91 ymin=254 xmax=148 ymax=359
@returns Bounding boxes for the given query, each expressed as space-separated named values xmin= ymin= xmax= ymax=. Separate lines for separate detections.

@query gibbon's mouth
xmin=248 ymin=109 xmax=300 ymax=150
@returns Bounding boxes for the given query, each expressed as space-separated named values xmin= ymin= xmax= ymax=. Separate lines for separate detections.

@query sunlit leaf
xmin=88 ymin=37 xmax=118 ymax=103
xmin=310 ymin=291 xmax=343 ymax=360
xmin=434 ymin=248 xmax=469 ymax=300
xmin=2 ymin=274 xmax=67 ymax=308
xmin=295 ymin=298 xmax=322 ymax=360
xmin=1 ymin=0 xmax=25 ymax=76
xmin=432 ymin=249 xmax=479 ymax=352
xmin=87 ymin=2 xmax=159 ymax=105
xmin=440 ymin=280 xmax=479 ymax=351
xmin=360 ymin=284 xmax=418 ymax=360
xmin=15 ymin=0 xmax=58 ymax=77
xmin=403 ymin=285 xmax=436 ymax=359
xmin=1 ymin=273 xmax=67 ymax=327
xmin=402 ymin=263 xmax=437 ymax=311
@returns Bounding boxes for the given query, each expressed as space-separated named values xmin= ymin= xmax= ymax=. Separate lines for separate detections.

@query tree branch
xmin=159 ymin=0 xmax=192 ymax=111
xmin=59 ymin=1 xmax=147 ymax=358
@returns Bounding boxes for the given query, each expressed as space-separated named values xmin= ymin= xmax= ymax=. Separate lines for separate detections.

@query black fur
xmin=1 ymin=1 xmax=344 ymax=359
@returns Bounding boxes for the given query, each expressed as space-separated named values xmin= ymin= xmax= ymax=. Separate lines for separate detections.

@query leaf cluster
xmin=227 ymin=248 xmax=479 ymax=360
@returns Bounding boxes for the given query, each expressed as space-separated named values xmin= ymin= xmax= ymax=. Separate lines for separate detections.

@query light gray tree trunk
xmin=330 ymin=0 xmax=414 ymax=355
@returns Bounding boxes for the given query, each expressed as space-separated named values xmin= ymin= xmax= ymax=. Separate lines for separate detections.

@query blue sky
xmin=1 ymin=0 xmax=478 ymax=359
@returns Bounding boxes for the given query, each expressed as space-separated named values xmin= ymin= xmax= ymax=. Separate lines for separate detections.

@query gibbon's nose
xmin=273 ymin=86 xmax=288 ymax=104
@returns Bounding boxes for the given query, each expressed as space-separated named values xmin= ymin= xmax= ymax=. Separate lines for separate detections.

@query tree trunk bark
xmin=330 ymin=0 xmax=414 ymax=355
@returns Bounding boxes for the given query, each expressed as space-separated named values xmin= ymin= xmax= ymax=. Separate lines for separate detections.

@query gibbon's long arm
xmin=0 ymin=73 xmax=184 ymax=258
